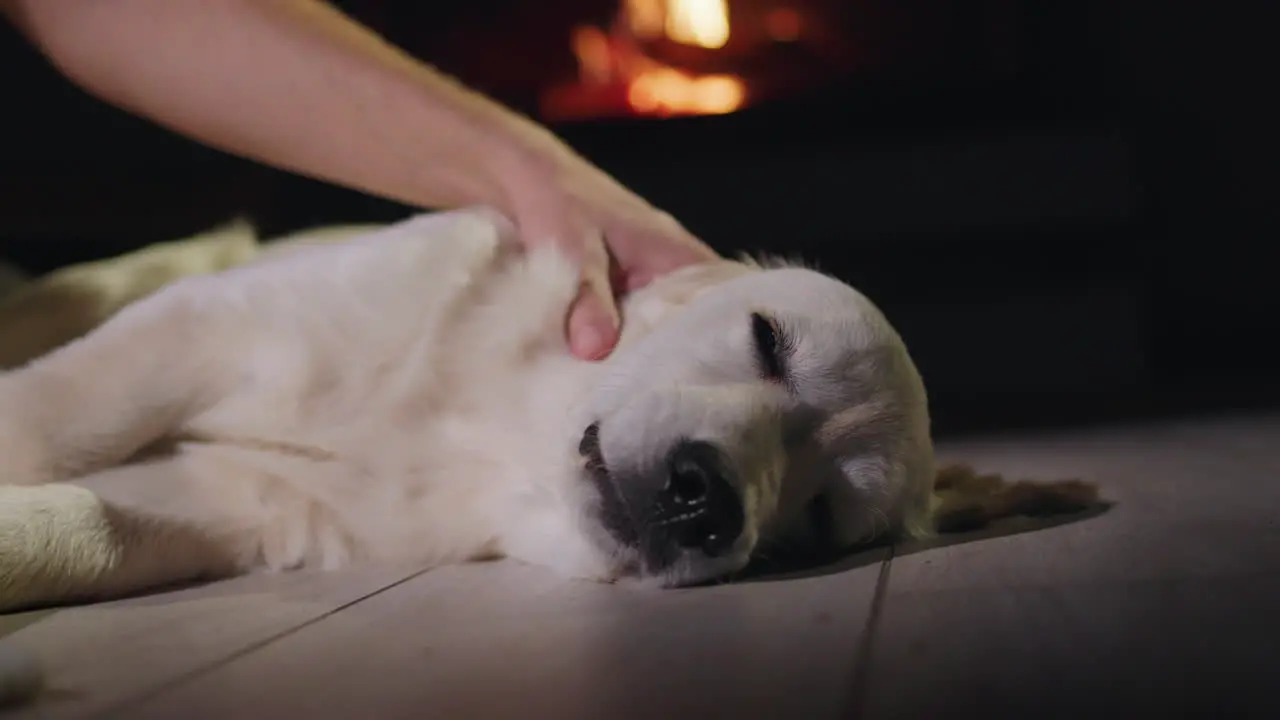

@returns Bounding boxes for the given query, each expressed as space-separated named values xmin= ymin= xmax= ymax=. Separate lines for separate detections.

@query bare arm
xmin=1 ymin=0 xmax=557 ymax=213
xmin=2 ymin=0 xmax=720 ymax=361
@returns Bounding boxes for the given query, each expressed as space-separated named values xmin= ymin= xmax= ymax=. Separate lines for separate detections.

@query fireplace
xmin=374 ymin=0 xmax=1144 ymax=416
xmin=0 ymin=0 xmax=1143 ymax=418
xmin=411 ymin=0 xmax=1027 ymax=125
xmin=384 ymin=0 xmax=1065 ymax=246
xmin=375 ymin=0 xmax=1068 ymax=252
xmin=4 ymin=0 xmax=1260 ymax=427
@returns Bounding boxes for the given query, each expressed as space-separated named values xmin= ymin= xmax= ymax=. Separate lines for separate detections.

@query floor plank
xmin=892 ymin=422 xmax=1280 ymax=591
xmin=119 ymin=555 xmax=888 ymax=719
xmin=1161 ymin=412 xmax=1280 ymax=465
xmin=2 ymin=567 xmax=422 ymax=718
xmin=859 ymin=576 xmax=1280 ymax=718
xmin=8 ymin=415 xmax=1278 ymax=718
xmin=864 ymin=419 xmax=1280 ymax=717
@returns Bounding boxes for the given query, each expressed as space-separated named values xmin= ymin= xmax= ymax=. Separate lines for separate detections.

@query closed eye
xmin=751 ymin=311 xmax=788 ymax=382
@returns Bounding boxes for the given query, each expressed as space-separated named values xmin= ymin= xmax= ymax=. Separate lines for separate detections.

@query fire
xmin=628 ymin=68 xmax=744 ymax=115
xmin=544 ymin=0 xmax=747 ymax=120
xmin=663 ymin=0 xmax=731 ymax=49
xmin=623 ymin=0 xmax=666 ymax=39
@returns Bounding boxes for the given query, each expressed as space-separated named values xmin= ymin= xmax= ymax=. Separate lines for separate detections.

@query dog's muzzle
xmin=580 ymin=423 xmax=745 ymax=572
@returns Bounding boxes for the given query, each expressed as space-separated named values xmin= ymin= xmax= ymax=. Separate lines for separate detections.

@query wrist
xmin=477 ymin=116 xmax=582 ymax=216
xmin=412 ymin=71 xmax=576 ymax=217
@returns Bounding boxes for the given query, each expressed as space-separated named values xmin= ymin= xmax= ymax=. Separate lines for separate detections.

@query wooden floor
xmin=3 ymin=413 xmax=1278 ymax=718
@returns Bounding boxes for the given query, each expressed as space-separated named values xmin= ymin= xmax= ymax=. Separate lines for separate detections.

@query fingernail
xmin=577 ymin=318 xmax=621 ymax=361
xmin=591 ymin=331 xmax=618 ymax=360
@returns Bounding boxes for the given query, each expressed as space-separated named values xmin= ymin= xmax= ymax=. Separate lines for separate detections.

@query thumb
xmin=567 ymin=245 xmax=621 ymax=361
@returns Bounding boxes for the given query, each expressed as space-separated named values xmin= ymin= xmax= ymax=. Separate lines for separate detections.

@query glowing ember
xmin=542 ymin=0 xmax=748 ymax=121
xmin=628 ymin=68 xmax=745 ymax=115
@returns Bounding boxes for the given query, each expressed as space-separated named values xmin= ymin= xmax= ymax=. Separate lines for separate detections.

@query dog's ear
xmin=762 ymin=457 xmax=885 ymax=557
xmin=768 ymin=453 xmax=907 ymax=559
xmin=813 ymin=457 xmax=895 ymax=548
xmin=801 ymin=400 xmax=907 ymax=549
xmin=783 ymin=394 xmax=906 ymax=545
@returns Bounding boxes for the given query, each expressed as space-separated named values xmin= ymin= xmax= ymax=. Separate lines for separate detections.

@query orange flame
xmin=551 ymin=0 xmax=747 ymax=119
xmin=628 ymin=69 xmax=745 ymax=115
xmin=662 ymin=0 xmax=731 ymax=49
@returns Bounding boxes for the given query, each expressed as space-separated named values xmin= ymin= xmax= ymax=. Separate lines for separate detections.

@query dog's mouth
xmin=579 ymin=422 xmax=640 ymax=548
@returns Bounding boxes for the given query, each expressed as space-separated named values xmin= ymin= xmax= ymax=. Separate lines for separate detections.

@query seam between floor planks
xmin=2 ymin=565 xmax=432 ymax=720
xmin=842 ymin=546 xmax=896 ymax=718
xmin=93 ymin=567 xmax=434 ymax=720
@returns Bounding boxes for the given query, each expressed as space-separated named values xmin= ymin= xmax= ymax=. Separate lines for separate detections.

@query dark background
xmin=2 ymin=1 xmax=1276 ymax=436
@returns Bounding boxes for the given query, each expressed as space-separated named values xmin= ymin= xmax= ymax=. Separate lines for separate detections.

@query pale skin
xmin=1 ymin=0 xmax=718 ymax=360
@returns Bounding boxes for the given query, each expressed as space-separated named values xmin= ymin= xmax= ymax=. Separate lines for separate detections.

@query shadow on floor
xmin=735 ymin=503 xmax=1112 ymax=586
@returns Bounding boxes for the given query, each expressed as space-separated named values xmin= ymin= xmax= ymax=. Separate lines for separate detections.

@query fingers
xmin=509 ymin=195 xmax=624 ymax=361
xmin=504 ymin=168 xmax=713 ymax=360
xmin=565 ymin=233 xmax=621 ymax=361
xmin=567 ymin=283 xmax=620 ymax=361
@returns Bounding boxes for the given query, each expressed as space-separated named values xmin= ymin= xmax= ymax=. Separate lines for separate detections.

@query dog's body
xmin=0 ymin=207 xmax=1094 ymax=614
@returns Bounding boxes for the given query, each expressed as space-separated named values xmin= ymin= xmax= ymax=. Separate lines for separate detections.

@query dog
xmin=0 ymin=206 xmax=1097 ymax=614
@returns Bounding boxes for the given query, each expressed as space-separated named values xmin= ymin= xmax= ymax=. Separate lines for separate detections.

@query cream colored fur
xmin=0 ymin=220 xmax=381 ymax=370
xmin=0 ymin=206 xmax=1095 ymax=616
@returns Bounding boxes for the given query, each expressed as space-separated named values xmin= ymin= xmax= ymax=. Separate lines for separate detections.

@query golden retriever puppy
xmin=0 ymin=207 xmax=1094 ymax=614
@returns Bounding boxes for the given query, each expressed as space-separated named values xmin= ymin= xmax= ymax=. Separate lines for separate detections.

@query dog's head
xmin=578 ymin=259 xmax=935 ymax=586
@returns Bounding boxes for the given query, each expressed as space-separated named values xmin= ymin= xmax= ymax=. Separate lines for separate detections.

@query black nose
xmin=651 ymin=440 xmax=744 ymax=558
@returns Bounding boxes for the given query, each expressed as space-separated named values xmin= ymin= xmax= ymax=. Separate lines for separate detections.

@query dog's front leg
xmin=0 ymin=453 xmax=263 ymax=613
xmin=0 ymin=277 xmax=243 ymax=486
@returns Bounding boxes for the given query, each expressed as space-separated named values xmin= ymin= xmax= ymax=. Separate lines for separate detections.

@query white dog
xmin=0 ymin=207 xmax=1095 ymax=614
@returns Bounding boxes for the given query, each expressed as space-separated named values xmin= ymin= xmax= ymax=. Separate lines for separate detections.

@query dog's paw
xmin=0 ymin=484 xmax=121 ymax=613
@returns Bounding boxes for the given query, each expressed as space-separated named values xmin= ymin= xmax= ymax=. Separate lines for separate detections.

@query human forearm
xmin=4 ymin=0 xmax=563 ymax=211
xmin=4 ymin=0 xmax=719 ymax=362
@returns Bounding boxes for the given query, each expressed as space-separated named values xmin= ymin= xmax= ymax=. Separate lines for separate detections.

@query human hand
xmin=502 ymin=148 xmax=720 ymax=361
xmin=3 ymin=0 xmax=715 ymax=363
